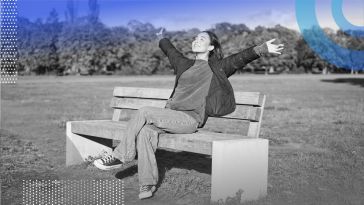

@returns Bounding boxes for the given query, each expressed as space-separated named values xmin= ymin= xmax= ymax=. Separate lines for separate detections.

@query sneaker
xmin=93 ymin=154 xmax=123 ymax=170
xmin=138 ymin=185 xmax=156 ymax=199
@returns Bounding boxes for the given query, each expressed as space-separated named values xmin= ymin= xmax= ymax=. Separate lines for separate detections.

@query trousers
xmin=112 ymin=106 xmax=199 ymax=185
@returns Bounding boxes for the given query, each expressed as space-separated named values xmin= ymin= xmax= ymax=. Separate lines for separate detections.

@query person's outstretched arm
xmin=222 ymin=39 xmax=284 ymax=77
xmin=156 ymin=28 xmax=185 ymax=71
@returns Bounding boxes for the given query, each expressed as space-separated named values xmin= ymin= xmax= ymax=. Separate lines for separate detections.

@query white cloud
xmin=146 ymin=15 xmax=217 ymax=31
xmin=245 ymin=9 xmax=299 ymax=30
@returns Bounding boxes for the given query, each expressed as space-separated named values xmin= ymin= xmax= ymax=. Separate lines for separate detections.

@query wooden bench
xmin=66 ymin=86 xmax=268 ymax=203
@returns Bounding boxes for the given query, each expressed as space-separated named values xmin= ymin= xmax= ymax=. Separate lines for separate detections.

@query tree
xmin=65 ymin=0 xmax=77 ymax=23
xmin=88 ymin=0 xmax=99 ymax=24
xmin=46 ymin=8 xmax=59 ymax=24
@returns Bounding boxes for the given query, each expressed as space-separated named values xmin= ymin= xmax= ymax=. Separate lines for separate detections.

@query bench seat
xmin=70 ymin=120 xmax=250 ymax=155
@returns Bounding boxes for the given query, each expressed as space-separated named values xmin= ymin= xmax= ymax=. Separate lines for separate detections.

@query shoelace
xmin=101 ymin=155 xmax=115 ymax=164
xmin=140 ymin=185 xmax=152 ymax=192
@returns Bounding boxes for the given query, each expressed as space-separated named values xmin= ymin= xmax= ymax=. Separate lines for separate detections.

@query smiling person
xmin=93 ymin=28 xmax=284 ymax=199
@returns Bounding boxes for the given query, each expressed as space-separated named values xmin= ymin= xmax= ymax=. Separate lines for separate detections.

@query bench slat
xmin=110 ymin=97 xmax=166 ymax=109
xmin=224 ymin=106 xmax=261 ymax=121
xmin=70 ymin=120 xmax=251 ymax=155
xmin=113 ymin=87 xmax=264 ymax=106
xmin=111 ymin=97 xmax=261 ymax=121
xmin=113 ymin=87 xmax=172 ymax=99
xmin=71 ymin=120 xmax=127 ymax=140
xmin=157 ymin=131 xmax=246 ymax=155
xmin=234 ymin=92 xmax=265 ymax=106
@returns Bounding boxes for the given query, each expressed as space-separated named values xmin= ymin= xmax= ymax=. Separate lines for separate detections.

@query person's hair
xmin=203 ymin=30 xmax=224 ymax=60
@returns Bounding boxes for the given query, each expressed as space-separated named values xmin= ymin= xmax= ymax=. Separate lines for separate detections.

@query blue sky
xmin=17 ymin=0 xmax=363 ymax=31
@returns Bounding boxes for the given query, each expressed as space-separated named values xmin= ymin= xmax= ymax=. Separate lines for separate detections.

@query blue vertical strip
xmin=0 ymin=0 xmax=18 ymax=84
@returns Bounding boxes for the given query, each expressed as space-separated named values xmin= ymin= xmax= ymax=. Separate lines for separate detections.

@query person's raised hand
xmin=156 ymin=28 xmax=165 ymax=40
xmin=266 ymin=39 xmax=284 ymax=55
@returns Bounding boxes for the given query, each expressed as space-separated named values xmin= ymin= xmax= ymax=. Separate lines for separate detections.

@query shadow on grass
xmin=115 ymin=149 xmax=211 ymax=187
xmin=321 ymin=78 xmax=364 ymax=87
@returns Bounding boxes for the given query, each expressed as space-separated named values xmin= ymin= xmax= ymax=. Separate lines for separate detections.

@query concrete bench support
xmin=211 ymin=138 xmax=268 ymax=203
xmin=66 ymin=121 xmax=113 ymax=166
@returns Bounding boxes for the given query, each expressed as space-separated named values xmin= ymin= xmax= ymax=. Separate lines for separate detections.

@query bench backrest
xmin=110 ymin=87 xmax=266 ymax=138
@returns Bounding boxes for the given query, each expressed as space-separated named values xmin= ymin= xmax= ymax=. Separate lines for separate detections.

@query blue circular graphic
xmin=296 ymin=0 xmax=364 ymax=71
xmin=332 ymin=0 xmax=364 ymax=37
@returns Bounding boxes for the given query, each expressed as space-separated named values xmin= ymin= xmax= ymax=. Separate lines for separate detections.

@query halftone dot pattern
xmin=0 ymin=0 xmax=17 ymax=84
xmin=22 ymin=180 xmax=125 ymax=205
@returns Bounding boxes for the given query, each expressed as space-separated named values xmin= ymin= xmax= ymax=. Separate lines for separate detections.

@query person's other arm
xmin=222 ymin=39 xmax=284 ymax=78
xmin=156 ymin=28 xmax=185 ymax=74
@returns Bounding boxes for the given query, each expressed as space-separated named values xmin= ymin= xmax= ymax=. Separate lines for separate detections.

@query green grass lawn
xmin=1 ymin=74 xmax=364 ymax=205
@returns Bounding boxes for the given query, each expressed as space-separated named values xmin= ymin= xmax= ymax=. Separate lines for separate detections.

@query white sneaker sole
xmin=139 ymin=186 xmax=156 ymax=199
xmin=93 ymin=159 xmax=123 ymax=170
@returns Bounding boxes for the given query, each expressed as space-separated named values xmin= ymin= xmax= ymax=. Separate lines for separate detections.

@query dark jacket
xmin=159 ymin=38 xmax=260 ymax=127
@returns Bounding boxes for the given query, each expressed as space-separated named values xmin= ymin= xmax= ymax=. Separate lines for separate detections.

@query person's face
xmin=192 ymin=32 xmax=214 ymax=53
